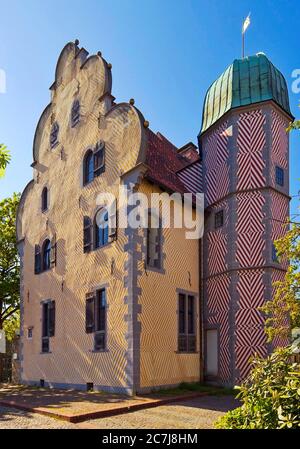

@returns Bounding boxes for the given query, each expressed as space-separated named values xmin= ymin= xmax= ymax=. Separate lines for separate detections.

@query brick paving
xmin=0 ymin=395 xmax=239 ymax=429
xmin=0 ymin=384 xmax=213 ymax=422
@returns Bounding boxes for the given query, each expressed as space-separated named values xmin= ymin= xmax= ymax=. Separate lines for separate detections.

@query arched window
xmin=94 ymin=208 xmax=109 ymax=248
xmin=41 ymin=187 xmax=48 ymax=212
xmin=71 ymin=99 xmax=80 ymax=127
xmin=83 ymin=150 xmax=94 ymax=185
xmin=50 ymin=122 xmax=59 ymax=148
xmin=42 ymin=239 xmax=51 ymax=271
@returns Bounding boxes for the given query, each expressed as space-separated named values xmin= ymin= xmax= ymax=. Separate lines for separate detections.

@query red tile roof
xmin=145 ymin=129 xmax=200 ymax=194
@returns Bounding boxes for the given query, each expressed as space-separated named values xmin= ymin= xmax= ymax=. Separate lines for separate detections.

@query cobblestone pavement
xmin=0 ymin=395 xmax=238 ymax=429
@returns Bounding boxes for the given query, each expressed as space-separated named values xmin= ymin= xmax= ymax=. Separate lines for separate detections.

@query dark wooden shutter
xmin=34 ymin=244 xmax=41 ymax=274
xmin=86 ymin=293 xmax=95 ymax=333
xmin=50 ymin=234 xmax=56 ymax=266
xmin=83 ymin=217 xmax=92 ymax=253
xmin=154 ymin=218 xmax=162 ymax=268
xmin=178 ymin=293 xmax=187 ymax=352
xmin=147 ymin=212 xmax=161 ymax=268
xmin=109 ymin=200 xmax=117 ymax=241
xmin=49 ymin=301 xmax=55 ymax=337
xmin=93 ymin=142 xmax=105 ymax=177
xmin=71 ymin=99 xmax=80 ymax=127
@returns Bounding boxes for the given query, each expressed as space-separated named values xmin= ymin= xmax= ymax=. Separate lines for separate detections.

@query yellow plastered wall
xmin=18 ymin=43 xmax=145 ymax=391
xmin=137 ymin=181 xmax=201 ymax=390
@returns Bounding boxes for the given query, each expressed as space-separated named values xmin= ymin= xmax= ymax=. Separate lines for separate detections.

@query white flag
xmin=242 ymin=14 xmax=251 ymax=34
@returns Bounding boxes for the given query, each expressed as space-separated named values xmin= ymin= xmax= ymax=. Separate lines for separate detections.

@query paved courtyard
xmin=0 ymin=395 xmax=238 ymax=429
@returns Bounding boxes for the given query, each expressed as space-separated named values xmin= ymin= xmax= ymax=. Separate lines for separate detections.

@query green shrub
xmin=215 ymin=346 xmax=300 ymax=429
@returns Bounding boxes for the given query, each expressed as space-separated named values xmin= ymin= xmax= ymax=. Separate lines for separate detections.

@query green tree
xmin=261 ymin=224 xmax=300 ymax=341
xmin=215 ymin=346 xmax=300 ymax=429
xmin=0 ymin=144 xmax=11 ymax=178
xmin=287 ymin=120 xmax=300 ymax=132
xmin=0 ymin=193 xmax=20 ymax=334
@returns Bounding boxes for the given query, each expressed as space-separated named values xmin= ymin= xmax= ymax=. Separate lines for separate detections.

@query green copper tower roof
xmin=200 ymin=53 xmax=291 ymax=134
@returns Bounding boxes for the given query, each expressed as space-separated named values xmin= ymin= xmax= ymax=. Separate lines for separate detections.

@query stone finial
xmin=75 ymin=39 xmax=80 ymax=46
xmin=97 ymin=51 xmax=102 ymax=57
xmin=143 ymin=120 xmax=149 ymax=128
xmin=129 ymin=98 xmax=135 ymax=105
xmin=107 ymin=63 xmax=112 ymax=69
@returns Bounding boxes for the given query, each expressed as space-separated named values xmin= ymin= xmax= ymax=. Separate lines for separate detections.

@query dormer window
xmin=71 ymin=99 xmax=80 ymax=127
xmin=50 ymin=122 xmax=59 ymax=149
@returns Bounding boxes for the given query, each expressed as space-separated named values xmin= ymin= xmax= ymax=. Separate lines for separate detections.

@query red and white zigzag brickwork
xmin=204 ymin=121 xmax=229 ymax=205
xmin=271 ymin=269 xmax=289 ymax=349
xmin=237 ymin=110 xmax=266 ymax=190
xmin=236 ymin=191 xmax=266 ymax=267
xmin=270 ymin=190 xmax=289 ymax=238
xmin=177 ymin=160 xmax=203 ymax=194
xmin=271 ymin=110 xmax=288 ymax=186
xmin=206 ymin=273 xmax=231 ymax=383
xmin=235 ymin=269 xmax=267 ymax=382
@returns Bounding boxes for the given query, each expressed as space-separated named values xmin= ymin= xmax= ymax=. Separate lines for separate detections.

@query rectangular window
xmin=272 ymin=243 xmax=278 ymax=262
xmin=275 ymin=166 xmax=284 ymax=186
xmin=27 ymin=328 xmax=33 ymax=339
xmin=215 ymin=210 xmax=224 ymax=229
xmin=147 ymin=212 xmax=162 ymax=269
xmin=85 ymin=289 xmax=107 ymax=351
xmin=178 ymin=293 xmax=196 ymax=353
xmin=179 ymin=294 xmax=186 ymax=334
xmin=41 ymin=300 xmax=55 ymax=353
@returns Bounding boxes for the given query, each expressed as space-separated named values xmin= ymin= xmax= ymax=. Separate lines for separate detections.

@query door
xmin=206 ymin=329 xmax=218 ymax=376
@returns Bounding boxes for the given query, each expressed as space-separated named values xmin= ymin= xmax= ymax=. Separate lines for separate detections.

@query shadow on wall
xmin=21 ymin=234 xmax=130 ymax=393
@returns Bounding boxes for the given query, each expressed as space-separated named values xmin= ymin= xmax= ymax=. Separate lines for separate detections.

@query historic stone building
xmin=16 ymin=42 xmax=291 ymax=393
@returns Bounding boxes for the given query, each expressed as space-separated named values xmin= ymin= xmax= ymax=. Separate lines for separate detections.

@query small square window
xmin=27 ymin=328 xmax=33 ymax=339
xmin=275 ymin=166 xmax=284 ymax=186
xmin=215 ymin=210 xmax=224 ymax=229
xmin=272 ymin=243 xmax=278 ymax=263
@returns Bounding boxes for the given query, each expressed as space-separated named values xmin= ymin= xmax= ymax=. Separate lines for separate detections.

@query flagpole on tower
xmin=242 ymin=24 xmax=245 ymax=58
xmin=242 ymin=13 xmax=251 ymax=58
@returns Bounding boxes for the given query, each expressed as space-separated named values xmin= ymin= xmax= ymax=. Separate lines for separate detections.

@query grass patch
xmin=151 ymin=382 xmax=236 ymax=397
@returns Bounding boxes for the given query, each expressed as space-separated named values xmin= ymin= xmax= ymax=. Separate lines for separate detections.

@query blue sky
xmin=0 ymin=0 xmax=299 ymax=216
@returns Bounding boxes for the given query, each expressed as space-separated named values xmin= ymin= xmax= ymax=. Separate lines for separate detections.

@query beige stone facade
xmin=16 ymin=42 xmax=201 ymax=394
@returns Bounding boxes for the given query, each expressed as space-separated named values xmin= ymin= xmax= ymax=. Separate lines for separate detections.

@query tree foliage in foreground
xmin=215 ymin=347 xmax=300 ymax=429
xmin=0 ymin=144 xmax=11 ymax=178
xmin=260 ymin=120 xmax=300 ymax=342
xmin=261 ymin=223 xmax=300 ymax=341
xmin=0 ymin=193 xmax=20 ymax=335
